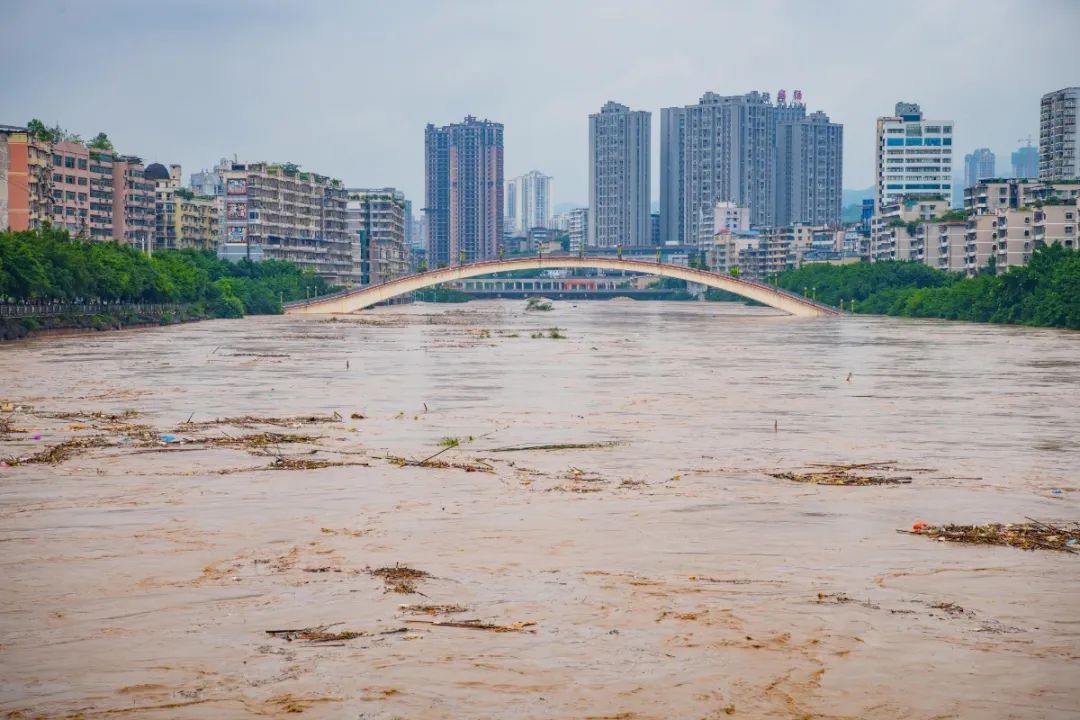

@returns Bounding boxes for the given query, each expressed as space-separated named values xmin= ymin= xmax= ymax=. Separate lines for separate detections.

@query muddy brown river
xmin=1 ymin=300 xmax=1078 ymax=719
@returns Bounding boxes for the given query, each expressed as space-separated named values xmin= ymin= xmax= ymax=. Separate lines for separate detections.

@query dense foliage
xmin=775 ymin=244 xmax=1080 ymax=329
xmin=0 ymin=228 xmax=339 ymax=317
xmin=414 ymin=287 xmax=470 ymax=303
xmin=774 ymin=260 xmax=955 ymax=307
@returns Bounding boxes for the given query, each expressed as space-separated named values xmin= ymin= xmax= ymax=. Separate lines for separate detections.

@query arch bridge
xmin=284 ymin=256 xmax=841 ymax=318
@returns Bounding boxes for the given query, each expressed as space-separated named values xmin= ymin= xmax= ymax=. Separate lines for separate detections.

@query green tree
xmin=88 ymin=132 xmax=114 ymax=151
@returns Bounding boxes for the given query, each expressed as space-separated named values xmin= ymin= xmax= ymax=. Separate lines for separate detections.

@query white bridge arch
xmin=284 ymin=256 xmax=841 ymax=318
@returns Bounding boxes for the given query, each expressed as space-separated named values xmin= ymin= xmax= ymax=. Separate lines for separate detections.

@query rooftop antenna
xmin=777 ymin=89 xmax=786 ymax=105
xmin=793 ymin=89 xmax=803 ymax=105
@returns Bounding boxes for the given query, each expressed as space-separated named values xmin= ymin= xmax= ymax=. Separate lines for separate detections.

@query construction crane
xmin=1017 ymin=135 xmax=1035 ymax=147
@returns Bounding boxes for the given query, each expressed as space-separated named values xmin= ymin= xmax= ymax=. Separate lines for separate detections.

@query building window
xmin=78 ymin=177 xmax=88 ymax=186
xmin=64 ymin=156 xmax=75 ymax=168
xmin=65 ymin=191 xmax=76 ymax=200
xmin=53 ymin=154 xmax=62 ymax=166
xmin=52 ymin=173 xmax=62 ymax=182
xmin=66 ymin=175 xmax=75 ymax=184
xmin=77 ymin=159 xmax=88 ymax=170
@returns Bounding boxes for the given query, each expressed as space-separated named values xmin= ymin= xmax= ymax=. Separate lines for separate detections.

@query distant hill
xmin=842 ymin=186 xmax=874 ymax=206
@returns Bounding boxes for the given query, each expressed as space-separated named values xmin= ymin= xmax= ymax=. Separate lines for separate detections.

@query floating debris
xmin=770 ymin=461 xmax=913 ymax=486
xmin=385 ymin=455 xmax=494 ymax=473
xmin=490 ymin=441 xmax=621 ymax=453
xmin=369 ymin=564 xmax=431 ymax=594
xmin=902 ymin=520 xmax=1079 ymax=554
xmin=399 ymin=604 xmax=469 ymax=615
xmin=0 ymin=415 xmax=27 ymax=435
xmin=320 ymin=527 xmax=369 ymax=537
xmin=177 ymin=413 xmax=342 ymax=430
xmin=40 ymin=409 xmax=140 ymax=422
xmin=267 ymin=457 xmax=365 ymax=471
xmin=265 ymin=623 xmax=405 ymax=643
xmin=3 ymin=435 xmax=114 ymax=465
xmin=405 ymin=618 xmax=536 ymax=633
xmin=203 ymin=432 xmax=319 ymax=448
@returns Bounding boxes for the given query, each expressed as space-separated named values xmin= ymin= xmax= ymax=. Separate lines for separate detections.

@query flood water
xmin=1 ymin=300 xmax=1078 ymax=719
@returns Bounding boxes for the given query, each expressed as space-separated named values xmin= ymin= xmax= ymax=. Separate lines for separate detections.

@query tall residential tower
xmin=425 ymin=116 xmax=504 ymax=265
xmin=588 ymin=101 xmax=650 ymax=248
xmin=964 ymin=148 xmax=996 ymax=188
xmin=507 ymin=171 xmax=552 ymax=233
xmin=1040 ymin=87 xmax=1080 ymax=181
xmin=661 ymin=91 xmax=841 ymax=245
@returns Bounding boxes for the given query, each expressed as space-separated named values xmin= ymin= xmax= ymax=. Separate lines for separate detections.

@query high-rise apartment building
xmin=425 ymin=116 xmax=504 ymax=266
xmin=0 ymin=126 xmax=52 ymax=231
xmin=588 ymin=101 xmax=650 ymax=248
xmin=963 ymin=148 xmax=996 ymax=188
xmin=507 ymin=171 xmax=552 ymax=233
xmin=661 ymin=91 xmax=839 ymax=244
xmin=346 ymin=188 xmax=409 ymax=285
xmin=1012 ymin=145 xmax=1039 ymax=179
xmin=1040 ymin=87 xmax=1080 ymax=181
xmin=874 ymin=102 xmax=954 ymax=213
xmin=661 ymin=93 xmax=778 ymax=245
xmin=220 ymin=162 xmax=355 ymax=285
xmin=775 ymin=110 xmax=843 ymax=228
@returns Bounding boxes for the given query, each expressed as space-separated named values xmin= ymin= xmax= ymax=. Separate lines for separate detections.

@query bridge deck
xmin=284 ymin=256 xmax=842 ymax=317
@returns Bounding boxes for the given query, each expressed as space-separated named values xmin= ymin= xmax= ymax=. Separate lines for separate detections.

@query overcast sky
xmin=3 ymin=0 xmax=1077 ymax=209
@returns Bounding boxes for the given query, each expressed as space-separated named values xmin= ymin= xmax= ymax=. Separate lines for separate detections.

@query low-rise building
xmin=47 ymin=141 xmax=94 ymax=236
xmin=713 ymin=202 xmax=750 ymax=237
xmin=0 ymin=126 xmax=52 ymax=231
xmin=872 ymin=196 xmax=950 ymax=261
xmin=964 ymin=178 xmax=1080 ymax=214
xmin=567 ymin=207 xmax=588 ymax=254
xmin=112 ymin=156 xmax=155 ymax=251
xmin=346 ymin=188 xmax=408 ymax=286
xmin=707 ymin=228 xmax=757 ymax=274
xmin=223 ymin=162 xmax=354 ymax=285
xmin=1034 ymin=202 xmax=1078 ymax=251
xmin=912 ymin=220 xmax=967 ymax=273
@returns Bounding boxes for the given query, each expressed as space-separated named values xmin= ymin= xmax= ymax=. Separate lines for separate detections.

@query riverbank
xmin=1 ymin=304 xmax=1076 ymax=719
xmin=775 ymin=243 xmax=1080 ymax=329
xmin=0 ymin=305 xmax=207 ymax=342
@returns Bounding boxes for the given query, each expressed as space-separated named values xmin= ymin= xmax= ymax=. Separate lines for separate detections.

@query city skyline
xmin=3 ymin=0 xmax=1077 ymax=208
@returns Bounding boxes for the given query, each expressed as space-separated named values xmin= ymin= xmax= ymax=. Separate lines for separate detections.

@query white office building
xmin=875 ymin=102 xmax=954 ymax=213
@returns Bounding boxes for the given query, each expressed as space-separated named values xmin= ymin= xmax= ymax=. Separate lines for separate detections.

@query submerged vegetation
xmin=775 ymin=244 xmax=1080 ymax=329
xmin=414 ymin=286 xmax=470 ymax=303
